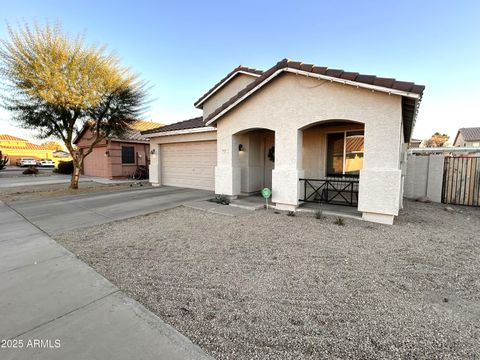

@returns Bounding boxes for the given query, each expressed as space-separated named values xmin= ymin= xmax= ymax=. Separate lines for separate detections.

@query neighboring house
xmin=74 ymin=120 xmax=163 ymax=179
xmin=409 ymin=138 xmax=423 ymax=148
xmin=142 ymin=59 xmax=425 ymax=224
xmin=0 ymin=134 xmax=55 ymax=165
xmin=453 ymin=127 xmax=480 ymax=147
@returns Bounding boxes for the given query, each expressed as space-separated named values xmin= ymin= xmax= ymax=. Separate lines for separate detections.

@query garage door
xmin=160 ymin=141 xmax=217 ymax=191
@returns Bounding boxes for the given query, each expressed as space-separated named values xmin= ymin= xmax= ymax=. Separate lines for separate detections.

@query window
xmin=121 ymin=146 xmax=135 ymax=164
xmin=326 ymin=131 xmax=364 ymax=176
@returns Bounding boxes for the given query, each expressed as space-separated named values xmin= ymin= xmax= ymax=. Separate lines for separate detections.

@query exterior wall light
xmin=238 ymin=144 xmax=245 ymax=152
xmin=150 ymin=149 xmax=156 ymax=155
xmin=104 ymin=150 xmax=110 ymax=157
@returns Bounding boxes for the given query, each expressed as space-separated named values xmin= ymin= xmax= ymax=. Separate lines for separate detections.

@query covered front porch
xmin=218 ymin=120 xmax=366 ymax=212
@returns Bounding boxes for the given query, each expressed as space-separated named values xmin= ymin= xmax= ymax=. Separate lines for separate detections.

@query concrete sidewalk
xmin=0 ymin=202 xmax=213 ymax=360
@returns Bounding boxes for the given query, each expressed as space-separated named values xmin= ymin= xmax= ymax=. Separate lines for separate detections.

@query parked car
xmin=16 ymin=157 xmax=37 ymax=167
xmin=36 ymin=158 xmax=55 ymax=167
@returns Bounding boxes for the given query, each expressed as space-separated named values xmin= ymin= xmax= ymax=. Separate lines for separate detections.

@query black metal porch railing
xmin=299 ymin=176 xmax=360 ymax=206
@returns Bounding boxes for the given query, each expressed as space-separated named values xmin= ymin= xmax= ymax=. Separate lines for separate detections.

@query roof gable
xmin=203 ymin=58 xmax=425 ymax=142
xmin=194 ymin=66 xmax=263 ymax=109
xmin=73 ymin=120 xmax=163 ymax=144
xmin=459 ymin=127 xmax=480 ymax=142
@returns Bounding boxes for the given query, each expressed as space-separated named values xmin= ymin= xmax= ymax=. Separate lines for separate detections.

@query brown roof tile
xmin=141 ymin=117 xmax=207 ymax=135
xmin=458 ymin=127 xmax=480 ymax=141
xmin=203 ymin=58 xmax=425 ymax=127
xmin=194 ymin=66 xmax=263 ymax=108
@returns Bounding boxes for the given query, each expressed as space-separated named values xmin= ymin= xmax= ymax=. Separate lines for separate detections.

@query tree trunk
xmin=70 ymin=163 xmax=81 ymax=190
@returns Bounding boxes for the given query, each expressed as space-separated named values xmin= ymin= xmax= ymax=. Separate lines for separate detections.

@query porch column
xmin=358 ymin=112 xmax=403 ymax=225
xmin=215 ymin=134 xmax=241 ymax=197
xmin=272 ymin=128 xmax=304 ymax=211
xmin=149 ymin=143 xmax=161 ymax=186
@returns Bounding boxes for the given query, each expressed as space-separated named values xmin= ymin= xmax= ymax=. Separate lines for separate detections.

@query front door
xmin=263 ymin=135 xmax=274 ymax=189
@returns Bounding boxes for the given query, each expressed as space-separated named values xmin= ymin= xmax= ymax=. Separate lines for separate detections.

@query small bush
xmin=209 ymin=194 xmax=230 ymax=205
xmin=22 ymin=166 xmax=38 ymax=175
xmin=287 ymin=211 xmax=295 ymax=217
xmin=314 ymin=210 xmax=324 ymax=219
xmin=334 ymin=217 xmax=345 ymax=226
xmin=57 ymin=160 xmax=74 ymax=174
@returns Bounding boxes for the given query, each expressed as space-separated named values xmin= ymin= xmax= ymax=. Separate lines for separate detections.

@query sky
xmin=0 ymin=0 xmax=479 ymax=144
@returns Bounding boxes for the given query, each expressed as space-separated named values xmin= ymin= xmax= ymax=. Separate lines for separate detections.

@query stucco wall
xmin=82 ymin=146 xmax=108 ymax=177
xmin=81 ymin=140 xmax=149 ymax=179
xmin=202 ymin=74 xmax=257 ymax=118
xmin=148 ymin=131 xmax=217 ymax=185
xmin=213 ymin=73 xmax=403 ymax=223
xmin=404 ymin=154 xmax=444 ymax=202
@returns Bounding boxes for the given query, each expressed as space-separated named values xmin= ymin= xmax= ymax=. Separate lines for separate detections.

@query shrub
xmin=57 ymin=160 xmax=74 ymax=174
xmin=209 ymin=194 xmax=230 ymax=205
xmin=0 ymin=156 xmax=8 ymax=170
xmin=287 ymin=211 xmax=295 ymax=217
xmin=334 ymin=217 xmax=345 ymax=226
xmin=314 ymin=210 xmax=324 ymax=219
xmin=23 ymin=166 xmax=38 ymax=175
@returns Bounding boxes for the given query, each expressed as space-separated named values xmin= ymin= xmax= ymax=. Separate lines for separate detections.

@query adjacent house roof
xmin=0 ymin=143 xmax=50 ymax=150
xmin=203 ymin=58 xmax=425 ymax=141
xmin=141 ymin=117 xmax=215 ymax=136
xmin=194 ymin=66 xmax=263 ymax=108
xmin=455 ymin=127 xmax=480 ymax=143
xmin=0 ymin=134 xmax=28 ymax=142
xmin=74 ymin=120 xmax=164 ymax=144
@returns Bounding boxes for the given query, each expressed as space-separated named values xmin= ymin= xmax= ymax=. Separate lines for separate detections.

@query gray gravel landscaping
xmin=54 ymin=200 xmax=480 ymax=359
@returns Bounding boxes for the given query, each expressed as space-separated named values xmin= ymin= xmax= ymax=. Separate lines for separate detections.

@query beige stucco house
xmin=143 ymin=59 xmax=425 ymax=224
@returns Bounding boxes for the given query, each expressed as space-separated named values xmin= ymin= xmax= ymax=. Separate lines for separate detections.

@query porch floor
xmin=298 ymin=202 xmax=362 ymax=219
xmin=231 ymin=195 xmax=362 ymax=220
xmin=230 ymin=194 xmax=267 ymax=210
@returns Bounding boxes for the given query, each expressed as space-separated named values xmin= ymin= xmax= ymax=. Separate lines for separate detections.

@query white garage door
xmin=160 ymin=141 xmax=217 ymax=191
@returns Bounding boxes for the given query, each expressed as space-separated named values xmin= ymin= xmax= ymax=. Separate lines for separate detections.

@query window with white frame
xmin=326 ymin=130 xmax=364 ymax=176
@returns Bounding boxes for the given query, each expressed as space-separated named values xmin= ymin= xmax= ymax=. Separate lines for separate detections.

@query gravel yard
xmin=54 ymin=200 xmax=480 ymax=359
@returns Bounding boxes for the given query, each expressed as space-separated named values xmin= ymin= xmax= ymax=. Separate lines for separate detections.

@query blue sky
xmin=1 ymin=0 xmax=479 ymax=142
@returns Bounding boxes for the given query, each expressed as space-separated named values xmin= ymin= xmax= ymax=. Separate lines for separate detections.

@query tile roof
xmin=0 ymin=143 xmax=50 ymax=150
xmin=204 ymin=58 xmax=425 ymax=126
xmin=203 ymin=58 xmax=425 ymax=141
xmin=74 ymin=120 xmax=163 ymax=144
xmin=112 ymin=120 xmax=165 ymax=142
xmin=458 ymin=127 xmax=480 ymax=141
xmin=141 ymin=117 xmax=207 ymax=135
xmin=194 ymin=66 xmax=263 ymax=108
xmin=0 ymin=134 xmax=28 ymax=142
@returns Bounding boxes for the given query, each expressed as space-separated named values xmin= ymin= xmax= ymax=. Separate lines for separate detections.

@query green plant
xmin=0 ymin=156 xmax=8 ymax=170
xmin=314 ymin=209 xmax=324 ymax=219
xmin=334 ymin=217 xmax=345 ymax=226
xmin=287 ymin=211 xmax=295 ymax=217
xmin=57 ymin=160 xmax=74 ymax=175
xmin=209 ymin=194 xmax=230 ymax=205
xmin=22 ymin=166 xmax=38 ymax=175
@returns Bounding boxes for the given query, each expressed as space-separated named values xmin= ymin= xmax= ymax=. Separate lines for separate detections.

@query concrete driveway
xmin=0 ymin=201 xmax=213 ymax=360
xmin=9 ymin=186 xmax=213 ymax=235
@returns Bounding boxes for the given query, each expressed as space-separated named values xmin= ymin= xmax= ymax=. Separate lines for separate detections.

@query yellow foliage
xmin=1 ymin=22 xmax=136 ymax=108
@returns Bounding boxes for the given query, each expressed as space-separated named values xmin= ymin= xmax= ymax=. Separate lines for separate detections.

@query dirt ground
xmin=0 ymin=181 xmax=149 ymax=203
xmin=55 ymin=200 xmax=480 ymax=359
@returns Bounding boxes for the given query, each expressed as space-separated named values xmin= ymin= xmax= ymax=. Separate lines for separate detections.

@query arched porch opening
xmin=300 ymin=119 xmax=364 ymax=208
xmin=233 ymin=128 xmax=275 ymax=194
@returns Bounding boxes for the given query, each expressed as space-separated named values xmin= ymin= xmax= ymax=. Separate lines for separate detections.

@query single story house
xmin=453 ymin=127 xmax=480 ymax=148
xmin=74 ymin=120 xmax=163 ymax=179
xmin=0 ymin=134 xmax=55 ymax=165
xmin=142 ymin=59 xmax=425 ymax=224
